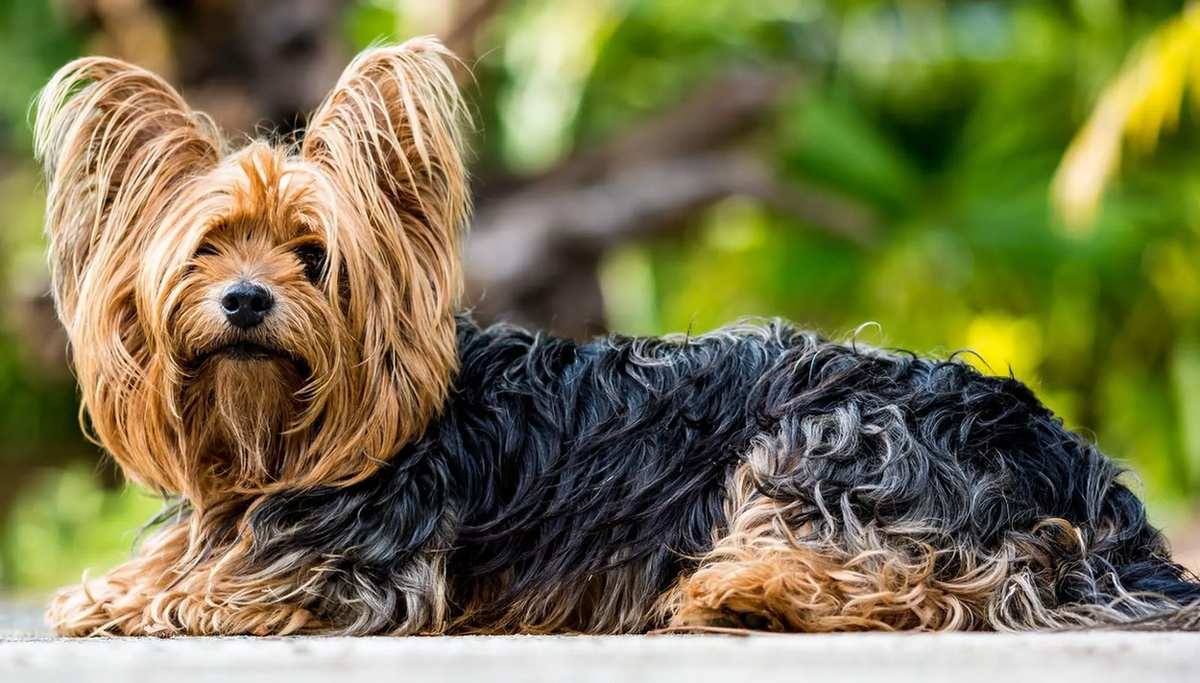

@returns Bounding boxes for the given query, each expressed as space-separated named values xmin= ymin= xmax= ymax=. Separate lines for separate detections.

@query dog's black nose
xmin=220 ymin=281 xmax=273 ymax=329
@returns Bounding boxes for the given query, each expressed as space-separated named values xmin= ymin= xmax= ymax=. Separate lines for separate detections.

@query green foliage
xmin=0 ymin=1 xmax=79 ymax=154
xmin=2 ymin=467 xmax=163 ymax=593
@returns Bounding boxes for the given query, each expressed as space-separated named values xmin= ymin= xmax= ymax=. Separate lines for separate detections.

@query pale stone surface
xmin=2 ymin=612 xmax=1199 ymax=683
xmin=0 ymin=601 xmax=45 ymax=639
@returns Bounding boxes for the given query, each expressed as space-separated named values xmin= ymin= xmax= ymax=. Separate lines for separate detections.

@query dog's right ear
xmin=34 ymin=57 xmax=221 ymax=327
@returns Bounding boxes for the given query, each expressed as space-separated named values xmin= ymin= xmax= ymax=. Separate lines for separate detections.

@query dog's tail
xmin=1029 ymin=537 xmax=1200 ymax=631
xmin=987 ymin=499 xmax=1200 ymax=631
xmin=1092 ymin=558 xmax=1200 ymax=630
xmin=1027 ymin=448 xmax=1200 ymax=631
xmin=1008 ymin=561 xmax=1200 ymax=632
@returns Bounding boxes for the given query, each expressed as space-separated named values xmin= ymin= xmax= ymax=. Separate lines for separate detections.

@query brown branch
xmin=465 ymin=152 xmax=875 ymax=328
xmin=542 ymin=67 xmax=794 ymax=187
xmin=475 ymin=66 xmax=796 ymax=203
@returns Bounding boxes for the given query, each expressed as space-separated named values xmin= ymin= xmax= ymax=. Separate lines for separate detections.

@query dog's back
xmin=245 ymin=316 xmax=1200 ymax=633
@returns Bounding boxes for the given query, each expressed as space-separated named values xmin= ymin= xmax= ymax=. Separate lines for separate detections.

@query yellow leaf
xmin=1053 ymin=3 xmax=1200 ymax=230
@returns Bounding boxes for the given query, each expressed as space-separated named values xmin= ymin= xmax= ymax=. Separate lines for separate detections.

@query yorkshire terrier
xmin=34 ymin=38 xmax=1200 ymax=636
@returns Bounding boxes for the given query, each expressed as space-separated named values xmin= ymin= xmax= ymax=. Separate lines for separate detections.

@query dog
xmin=34 ymin=37 xmax=1200 ymax=636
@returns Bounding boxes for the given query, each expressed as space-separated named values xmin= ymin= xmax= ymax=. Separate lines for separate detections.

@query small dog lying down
xmin=34 ymin=38 xmax=1200 ymax=636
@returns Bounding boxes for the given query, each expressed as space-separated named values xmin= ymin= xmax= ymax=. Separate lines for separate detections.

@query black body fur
xmin=245 ymin=316 xmax=1200 ymax=633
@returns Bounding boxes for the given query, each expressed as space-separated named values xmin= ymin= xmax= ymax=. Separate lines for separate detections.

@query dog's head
xmin=34 ymin=39 xmax=469 ymax=502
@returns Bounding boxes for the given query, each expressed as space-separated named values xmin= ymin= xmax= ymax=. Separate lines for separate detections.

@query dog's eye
xmin=293 ymin=244 xmax=327 ymax=284
xmin=194 ymin=244 xmax=219 ymax=258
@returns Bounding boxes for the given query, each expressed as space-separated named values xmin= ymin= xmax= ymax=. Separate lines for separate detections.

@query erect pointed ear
xmin=296 ymin=38 xmax=470 ymax=471
xmin=35 ymin=59 xmax=222 ymax=497
xmin=302 ymin=37 xmax=469 ymax=310
xmin=34 ymin=57 xmax=221 ymax=327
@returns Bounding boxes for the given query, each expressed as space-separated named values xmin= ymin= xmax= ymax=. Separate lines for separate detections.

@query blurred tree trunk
xmin=74 ymin=0 xmax=350 ymax=134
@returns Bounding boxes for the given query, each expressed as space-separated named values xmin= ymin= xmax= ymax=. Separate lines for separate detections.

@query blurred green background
xmin=2 ymin=0 xmax=1200 ymax=596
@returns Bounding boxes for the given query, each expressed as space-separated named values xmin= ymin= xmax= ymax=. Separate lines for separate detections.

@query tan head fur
xmin=35 ymin=38 xmax=470 ymax=505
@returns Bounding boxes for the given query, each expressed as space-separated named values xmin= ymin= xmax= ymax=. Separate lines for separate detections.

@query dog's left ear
xmin=35 ymin=57 xmax=221 ymax=330
xmin=299 ymin=38 xmax=469 ymax=481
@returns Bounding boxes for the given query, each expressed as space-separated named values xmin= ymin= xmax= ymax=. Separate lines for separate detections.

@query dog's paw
xmin=46 ymin=579 xmax=122 ymax=636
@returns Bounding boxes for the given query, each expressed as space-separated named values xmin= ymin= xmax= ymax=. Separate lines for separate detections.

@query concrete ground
xmin=2 ymin=603 xmax=1199 ymax=683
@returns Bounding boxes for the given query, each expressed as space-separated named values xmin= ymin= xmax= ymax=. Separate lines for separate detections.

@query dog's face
xmin=35 ymin=39 xmax=469 ymax=502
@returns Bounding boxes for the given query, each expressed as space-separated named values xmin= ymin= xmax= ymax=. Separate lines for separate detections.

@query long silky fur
xmin=35 ymin=39 xmax=1200 ymax=636
xmin=237 ymin=317 xmax=1200 ymax=634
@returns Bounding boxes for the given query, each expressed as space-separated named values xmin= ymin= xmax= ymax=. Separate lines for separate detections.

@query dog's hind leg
xmin=665 ymin=409 xmax=1200 ymax=633
xmin=664 ymin=441 xmax=1005 ymax=632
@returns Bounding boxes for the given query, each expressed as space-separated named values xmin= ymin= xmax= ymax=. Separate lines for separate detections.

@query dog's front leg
xmin=48 ymin=558 xmax=322 ymax=637
xmin=47 ymin=570 xmax=142 ymax=637
xmin=49 ymin=572 xmax=320 ymax=637
xmin=46 ymin=519 xmax=322 ymax=637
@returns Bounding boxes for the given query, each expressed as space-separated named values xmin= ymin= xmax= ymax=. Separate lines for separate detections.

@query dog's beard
xmin=184 ymin=355 xmax=306 ymax=489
